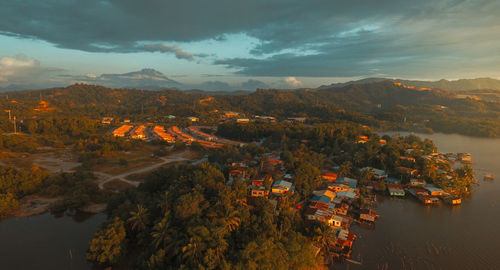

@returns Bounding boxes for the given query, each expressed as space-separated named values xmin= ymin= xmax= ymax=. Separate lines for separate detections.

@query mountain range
xmin=2 ymin=67 xmax=500 ymax=92
xmin=319 ymin=77 xmax=500 ymax=91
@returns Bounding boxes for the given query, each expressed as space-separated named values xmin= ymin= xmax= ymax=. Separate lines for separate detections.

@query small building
xmin=271 ymin=180 xmax=294 ymax=195
xmin=223 ymin=111 xmax=240 ymax=118
xmin=112 ymin=124 xmax=133 ymax=137
xmin=362 ymin=167 xmax=388 ymax=180
xmin=236 ymin=118 xmax=250 ymax=123
xmin=387 ymin=184 xmax=405 ymax=196
xmin=385 ymin=177 xmax=401 ymax=184
xmin=336 ymin=191 xmax=357 ymax=201
xmin=335 ymin=229 xmax=356 ymax=249
xmin=249 ymin=185 xmax=268 ymax=197
xmin=337 ymin=177 xmax=358 ymax=188
xmin=443 ymin=196 xmax=462 ymax=205
xmin=321 ymin=171 xmax=338 ymax=182
xmin=102 ymin=117 xmax=114 ymax=124
xmin=312 ymin=190 xmax=336 ymax=201
xmin=359 ymin=209 xmax=377 ymax=222
xmin=334 ymin=203 xmax=349 ymax=216
xmin=327 ymin=183 xmax=350 ymax=192
xmin=425 ymin=185 xmax=444 ymax=196
xmin=310 ymin=195 xmax=332 ymax=205
xmin=187 ymin=116 xmax=199 ymax=122
xmin=410 ymin=178 xmax=426 ymax=187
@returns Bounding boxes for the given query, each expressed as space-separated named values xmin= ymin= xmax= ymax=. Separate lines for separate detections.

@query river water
xmin=0 ymin=212 xmax=105 ymax=270
xmin=340 ymin=132 xmax=500 ymax=269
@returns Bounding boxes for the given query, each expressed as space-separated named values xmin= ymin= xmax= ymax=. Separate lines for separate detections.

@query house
xmin=337 ymin=177 xmax=358 ymax=188
xmin=251 ymin=175 xmax=273 ymax=186
xmin=443 ymin=196 xmax=462 ymax=205
xmin=305 ymin=208 xmax=335 ymax=226
xmin=321 ymin=171 xmax=338 ymax=182
xmin=223 ymin=111 xmax=240 ymax=118
xmin=249 ymin=185 xmax=268 ymax=197
xmin=409 ymin=188 xmax=440 ymax=204
xmin=385 ymin=177 xmax=401 ymax=184
xmin=130 ymin=125 xmax=147 ymax=140
xmin=153 ymin=126 xmax=175 ymax=143
xmin=236 ymin=118 xmax=250 ymax=123
xmin=387 ymin=184 xmax=405 ymax=196
xmin=410 ymin=178 xmax=426 ymax=187
xmin=112 ymin=125 xmax=133 ymax=137
xmin=335 ymin=229 xmax=356 ymax=249
xmin=359 ymin=209 xmax=377 ymax=222
xmin=228 ymin=167 xmax=247 ymax=184
xmin=336 ymin=191 xmax=357 ymax=201
xmin=334 ymin=203 xmax=349 ymax=216
xmin=362 ymin=167 xmax=388 ymax=180
xmin=271 ymin=180 xmax=294 ymax=195
xmin=425 ymin=185 xmax=444 ymax=196
xmin=312 ymin=190 xmax=336 ymax=201
xmin=101 ymin=117 xmax=114 ymax=124
xmin=327 ymin=183 xmax=350 ymax=192
xmin=310 ymin=195 xmax=332 ymax=205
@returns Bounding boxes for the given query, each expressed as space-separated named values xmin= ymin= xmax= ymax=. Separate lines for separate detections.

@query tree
xmin=127 ymin=204 xmax=149 ymax=233
xmin=87 ymin=217 xmax=127 ymax=264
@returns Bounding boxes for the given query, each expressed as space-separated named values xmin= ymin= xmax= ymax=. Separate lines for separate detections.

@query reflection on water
xmin=0 ymin=212 xmax=106 ymax=270
xmin=338 ymin=132 xmax=500 ymax=269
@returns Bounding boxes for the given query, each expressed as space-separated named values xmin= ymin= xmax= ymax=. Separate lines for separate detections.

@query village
xmin=102 ymin=110 xmax=478 ymax=263
xmin=221 ymin=146 xmax=475 ymax=262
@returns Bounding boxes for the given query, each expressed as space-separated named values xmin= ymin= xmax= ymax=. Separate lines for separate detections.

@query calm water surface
xmin=340 ymin=132 xmax=500 ymax=269
xmin=0 ymin=212 xmax=105 ymax=270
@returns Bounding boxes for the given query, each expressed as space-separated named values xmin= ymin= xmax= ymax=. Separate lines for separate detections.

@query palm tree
xmin=151 ymin=217 xmax=171 ymax=248
xmin=127 ymin=204 xmax=149 ymax=233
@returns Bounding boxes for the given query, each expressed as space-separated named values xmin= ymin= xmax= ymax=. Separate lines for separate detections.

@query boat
xmin=484 ymin=174 xmax=494 ymax=181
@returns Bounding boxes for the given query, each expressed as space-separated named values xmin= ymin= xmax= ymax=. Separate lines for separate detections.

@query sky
xmin=1 ymin=0 xmax=499 ymax=90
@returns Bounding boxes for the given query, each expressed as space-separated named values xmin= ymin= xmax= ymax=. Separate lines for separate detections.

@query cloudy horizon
xmin=1 ymin=0 xmax=499 ymax=90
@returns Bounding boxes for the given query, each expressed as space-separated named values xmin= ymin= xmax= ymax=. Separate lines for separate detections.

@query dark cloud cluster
xmin=1 ymin=0 xmax=499 ymax=78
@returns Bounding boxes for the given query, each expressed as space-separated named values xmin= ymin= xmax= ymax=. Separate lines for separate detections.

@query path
xmin=97 ymin=150 xmax=194 ymax=189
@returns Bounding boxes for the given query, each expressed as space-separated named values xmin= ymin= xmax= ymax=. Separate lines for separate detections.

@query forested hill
xmin=2 ymin=81 xmax=500 ymax=136
xmin=319 ymin=77 xmax=500 ymax=91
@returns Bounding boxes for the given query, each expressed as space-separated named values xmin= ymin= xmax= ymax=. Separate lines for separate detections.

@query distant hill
xmin=319 ymin=77 xmax=500 ymax=91
xmin=95 ymin=68 xmax=182 ymax=89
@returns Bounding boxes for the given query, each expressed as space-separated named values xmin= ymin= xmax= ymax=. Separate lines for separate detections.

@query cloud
xmin=141 ymin=43 xmax=195 ymax=61
xmin=284 ymin=77 xmax=302 ymax=87
xmin=0 ymin=54 xmax=63 ymax=88
xmin=1 ymin=1 xmax=500 ymax=78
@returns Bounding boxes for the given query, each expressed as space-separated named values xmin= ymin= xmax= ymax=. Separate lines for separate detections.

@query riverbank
xmin=3 ymin=195 xmax=107 ymax=220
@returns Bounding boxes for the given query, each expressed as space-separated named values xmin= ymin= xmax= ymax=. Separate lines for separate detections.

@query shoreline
xmin=2 ymin=195 xmax=107 ymax=220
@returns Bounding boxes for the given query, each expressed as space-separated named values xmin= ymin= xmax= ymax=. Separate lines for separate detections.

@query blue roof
xmin=337 ymin=177 xmax=358 ymax=188
xmin=311 ymin=195 xmax=331 ymax=204
xmin=385 ymin=177 xmax=400 ymax=184
xmin=273 ymin=180 xmax=293 ymax=188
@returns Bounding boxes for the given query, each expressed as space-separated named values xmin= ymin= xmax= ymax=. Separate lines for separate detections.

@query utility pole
xmin=13 ymin=115 xmax=17 ymax=134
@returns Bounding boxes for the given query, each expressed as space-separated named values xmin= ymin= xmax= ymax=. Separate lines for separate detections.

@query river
xmin=0 ymin=212 xmax=106 ymax=270
xmin=339 ymin=132 xmax=500 ymax=269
